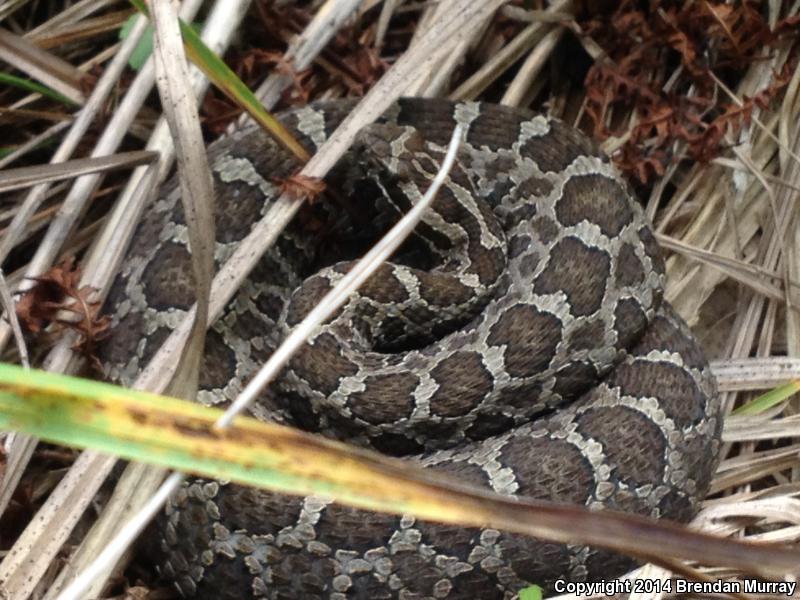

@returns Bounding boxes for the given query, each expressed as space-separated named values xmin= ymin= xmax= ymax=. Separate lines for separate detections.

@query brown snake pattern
xmin=100 ymin=99 xmax=722 ymax=599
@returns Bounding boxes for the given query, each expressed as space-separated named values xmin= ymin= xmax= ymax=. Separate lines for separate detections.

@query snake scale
xmin=100 ymin=98 xmax=722 ymax=599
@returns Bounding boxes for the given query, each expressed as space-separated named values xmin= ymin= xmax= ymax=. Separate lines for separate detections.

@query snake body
xmin=100 ymin=99 xmax=722 ymax=599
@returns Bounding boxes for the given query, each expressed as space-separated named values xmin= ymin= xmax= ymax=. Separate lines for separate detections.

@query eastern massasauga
xmin=100 ymin=98 xmax=722 ymax=599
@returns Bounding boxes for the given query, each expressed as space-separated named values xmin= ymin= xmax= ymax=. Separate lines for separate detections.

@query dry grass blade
xmin=150 ymin=0 xmax=214 ymax=399
xmin=0 ymin=27 xmax=84 ymax=105
xmin=502 ymin=26 xmax=564 ymax=106
xmin=711 ymin=445 xmax=800 ymax=494
xmin=30 ymin=9 xmax=134 ymax=50
xmin=0 ymin=14 xmax=151 ymax=293
xmin=711 ymin=358 xmax=800 ymax=392
xmin=0 ymin=269 xmax=27 ymax=368
xmin=449 ymin=0 xmax=572 ymax=101
xmin=15 ymin=3 xmax=249 ymax=597
xmin=130 ymin=0 xmax=311 ymax=162
xmin=0 ymin=120 xmax=70 ymax=169
xmin=3 ymin=0 xmax=800 ymax=597
xmin=502 ymin=5 xmax=575 ymax=23
xmin=0 ymin=20 xmax=157 ymax=585
xmin=713 ymin=156 xmax=800 ymax=193
xmin=0 ymin=450 xmax=118 ymax=598
xmin=45 ymin=2 xmax=513 ymax=596
xmin=659 ymin=234 xmax=796 ymax=302
xmin=135 ymin=0 xmax=507 ymax=400
xmin=56 ymin=111 xmax=465 ymax=600
xmin=220 ymin=122 xmax=463 ymax=425
xmin=0 ymin=3 xmax=212 ymax=596
xmin=375 ymin=0 xmax=403 ymax=47
xmin=53 ymin=470 xmax=180 ymax=600
xmin=0 ymin=0 xmax=28 ymax=21
xmin=0 ymin=363 xmax=795 ymax=599
xmin=243 ymin=0 xmax=365 ymax=114
xmin=44 ymin=464 xmax=169 ymax=600
xmin=0 ymin=150 xmax=158 ymax=193
xmin=25 ymin=0 xmax=119 ymax=40
xmin=724 ymin=413 xmax=800 ymax=442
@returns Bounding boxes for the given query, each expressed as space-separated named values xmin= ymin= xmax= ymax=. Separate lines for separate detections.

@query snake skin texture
xmin=99 ymin=98 xmax=722 ymax=599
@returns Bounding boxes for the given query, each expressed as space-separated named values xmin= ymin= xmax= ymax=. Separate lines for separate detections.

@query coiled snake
xmin=100 ymin=99 xmax=722 ymax=599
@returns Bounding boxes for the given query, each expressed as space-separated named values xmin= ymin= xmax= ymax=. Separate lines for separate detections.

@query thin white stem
xmin=0 ymin=269 xmax=28 ymax=368
xmin=54 ymin=473 xmax=184 ymax=600
xmin=217 ymin=123 xmax=465 ymax=428
xmin=54 ymin=120 xmax=465 ymax=600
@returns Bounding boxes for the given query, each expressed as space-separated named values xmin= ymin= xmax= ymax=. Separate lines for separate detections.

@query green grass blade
xmin=0 ymin=73 xmax=77 ymax=106
xmin=0 ymin=362 xmax=502 ymax=518
xmin=0 ymin=363 xmax=798 ymax=576
xmin=127 ymin=0 xmax=310 ymax=162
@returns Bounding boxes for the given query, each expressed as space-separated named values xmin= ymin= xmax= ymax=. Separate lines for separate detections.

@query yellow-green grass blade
xmin=731 ymin=380 xmax=800 ymax=415
xmin=127 ymin=0 xmax=310 ymax=163
xmin=0 ymin=362 xmax=433 ymax=508
xmin=0 ymin=362 xmax=509 ymax=518
xmin=0 ymin=362 xmax=798 ymax=577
